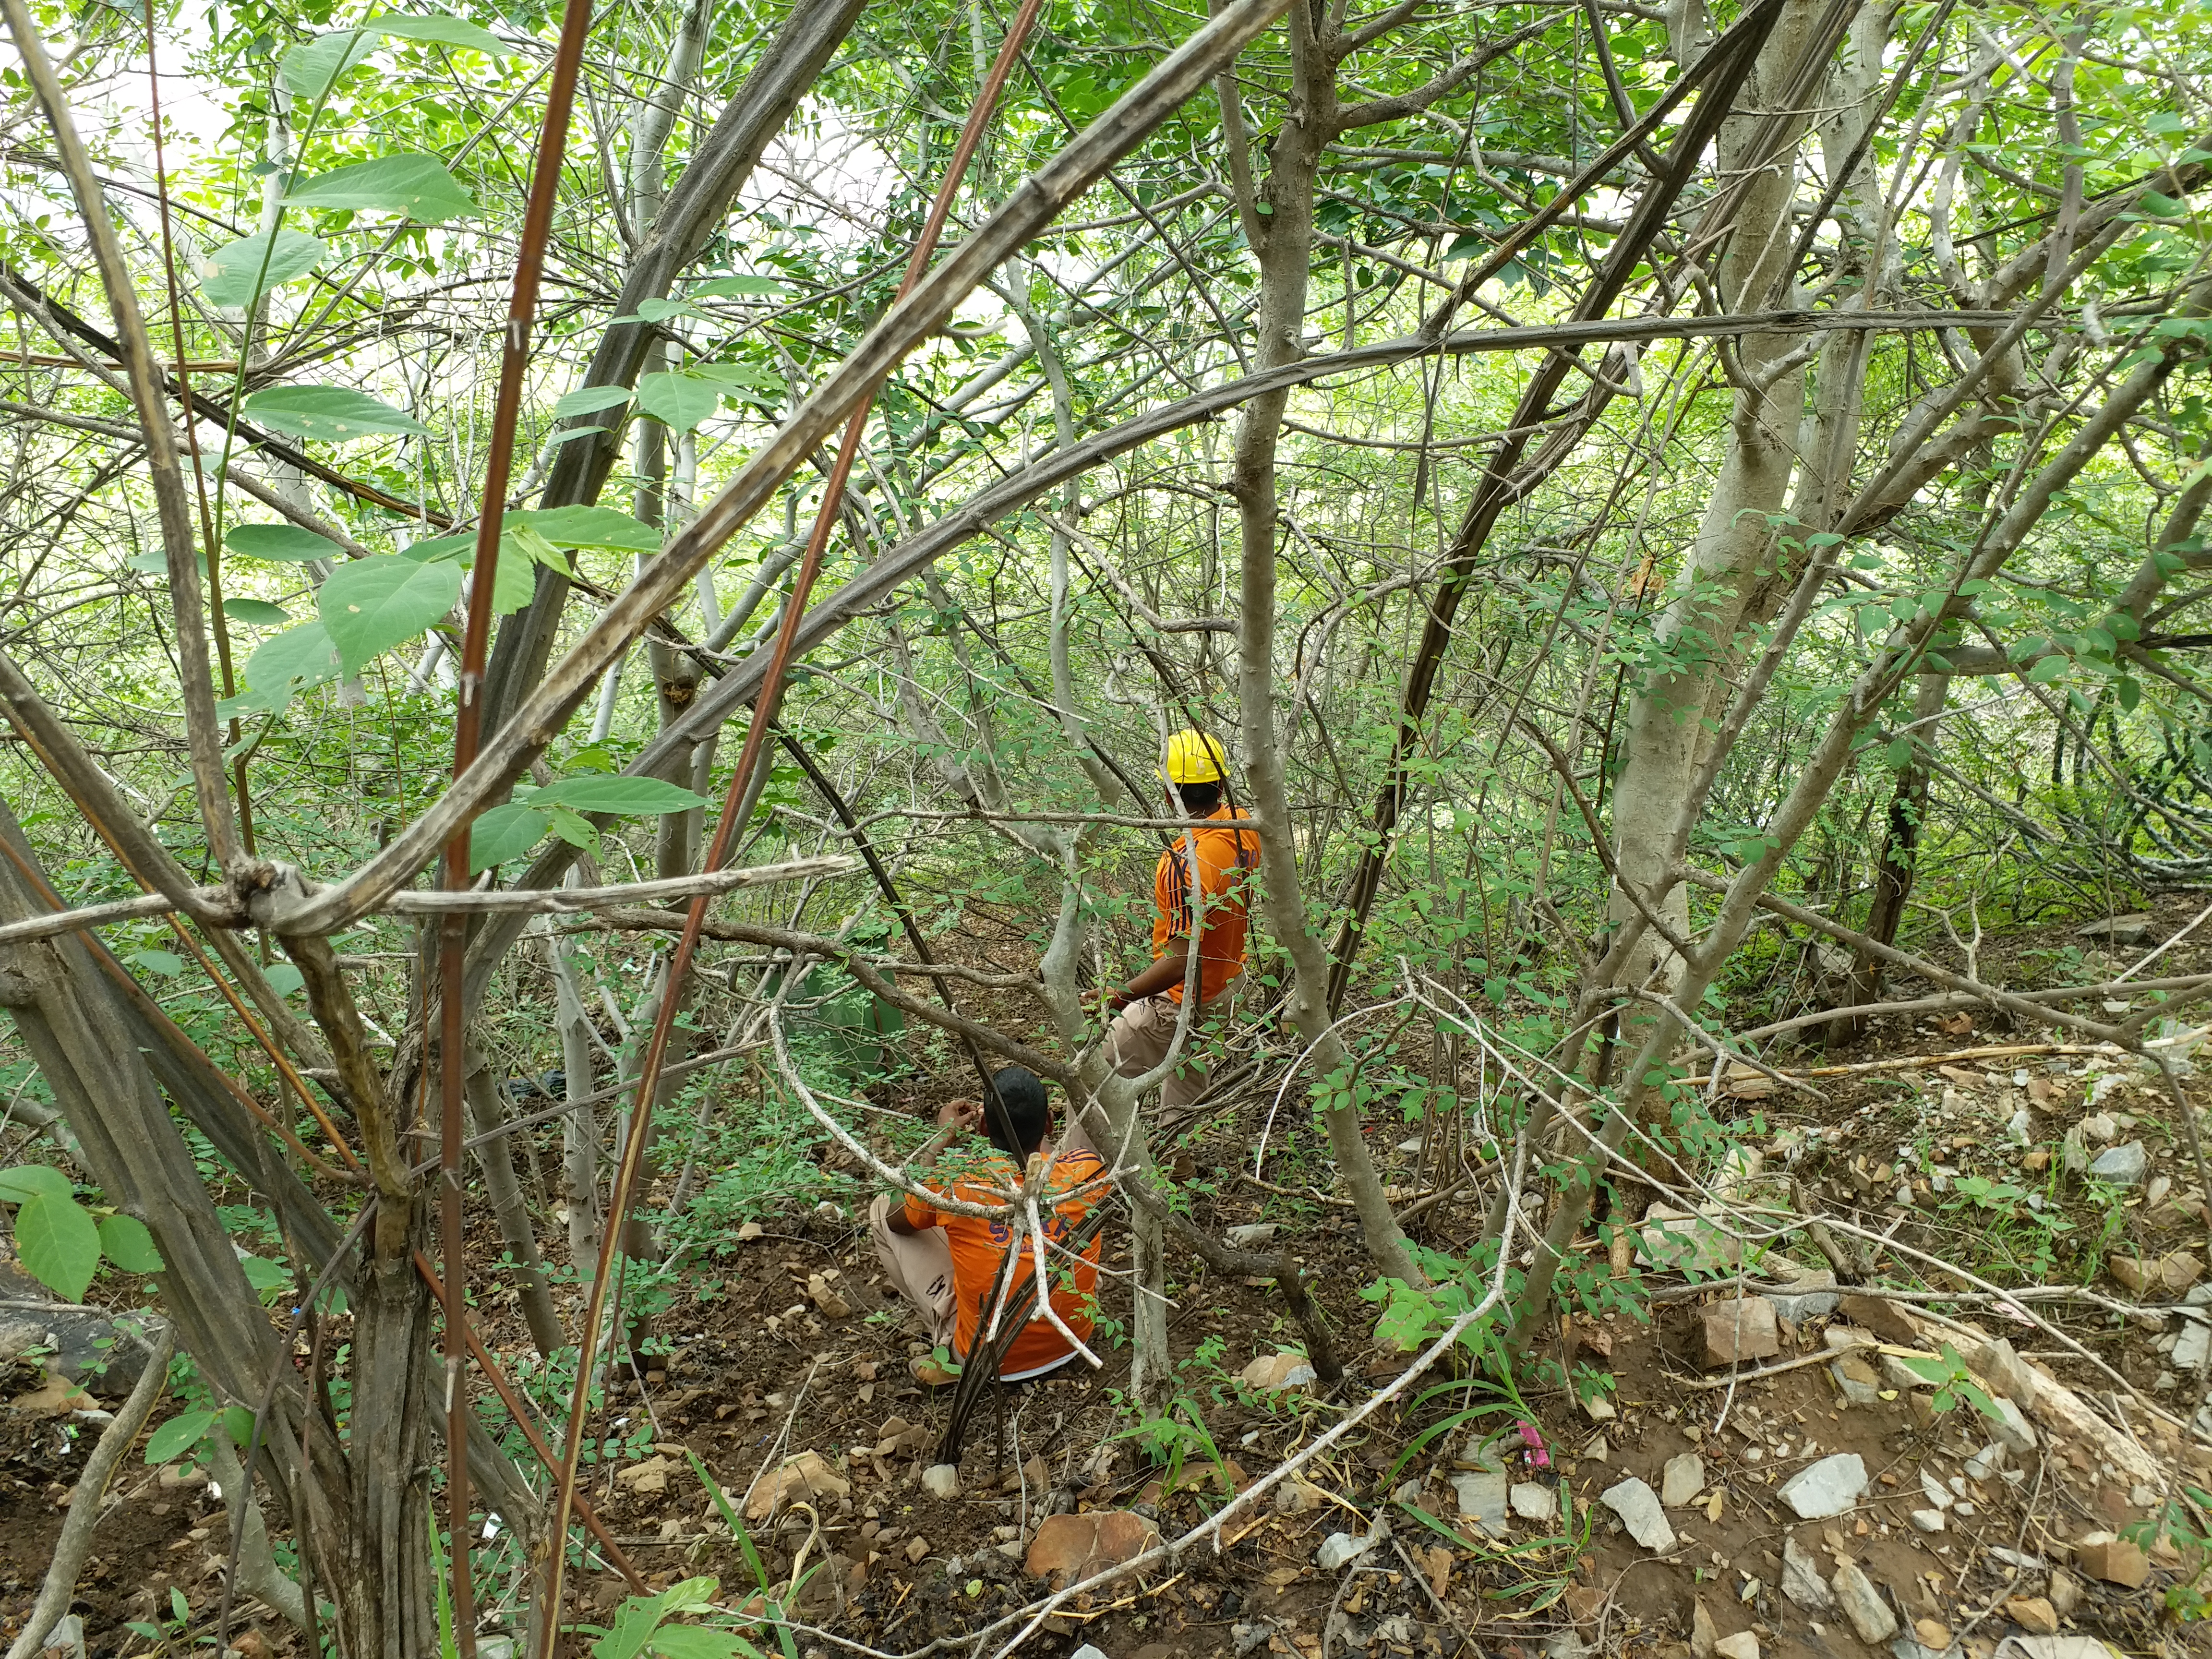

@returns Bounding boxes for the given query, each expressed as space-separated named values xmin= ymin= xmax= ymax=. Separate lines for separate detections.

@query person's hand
xmin=1083 ymin=986 xmax=1130 ymax=1016
xmin=935 ymin=1098 xmax=981 ymax=1134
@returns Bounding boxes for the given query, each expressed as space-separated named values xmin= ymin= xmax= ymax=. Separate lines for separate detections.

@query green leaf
xmin=264 ymin=963 xmax=306 ymax=998
xmin=198 ymin=229 xmax=328 ymax=308
xmin=130 ymin=948 xmax=186 ymax=977
xmin=285 ymin=153 xmax=480 ymax=224
xmin=144 ymin=1409 xmax=216 ymax=1466
xmin=237 ymin=1254 xmax=291 ymax=1299
xmin=506 ymin=506 xmax=661 ymax=552
xmin=243 ymin=620 xmax=345 ymax=706
xmin=222 ymin=1404 xmax=257 ymax=1447
xmin=0 ymin=1166 xmax=73 ymax=1203
xmin=2119 ymin=676 xmax=2143 ymax=713
xmin=649 ymin=1630 xmax=747 ymax=1659
xmin=372 ymin=13 xmax=508 ymax=56
xmin=244 ymin=385 xmax=429 ymax=442
xmin=553 ymin=385 xmax=634 ymax=419
xmin=469 ymin=803 xmax=549 ymax=872
xmin=98 ymin=1214 xmax=164 ymax=1274
xmin=226 ymin=522 xmax=342 ymax=564
xmin=16 ymin=1190 xmax=101 ymax=1300
xmin=692 ymin=275 xmax=786 ymax=298
xmin=486 ymin=542 xmax=540 ymax=614
xmin=613 ymin=298 xmax=708 ymax=325
xmin=223 ymin=598 xmax=292 ymax=626
xmin=2025 ymin=654 xmax=2069 ymax=685
xmin=280 ymin=28 xmax=378 ymax=97
xmin=543 ymin=803 xmax=601 ymax=850
xmin=634 ymin=372 xmax=720 ymax=432
xmin=403 ymin=532 xmax=476 ymax=561
xmin=533 ymin=776 xmax=709 ymax=816
xmin=1891 ymin=1352 xmax=1950 ymax=1386
xmin=319 ymin=555 xmax=463 ymax=674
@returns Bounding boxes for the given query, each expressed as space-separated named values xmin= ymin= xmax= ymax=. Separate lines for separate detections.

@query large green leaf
xmin=507 ymin=507 xmax=660 ymax=552
xmin=553 ymin=385 xmax=635 ymax=419
xmin=243 ymin=385 xmax=429 ymax=442
xmin=320 ymin=555 xmax=462 ymax=674
xmin=692 ymin=275 xmax=787 ymax=299
xmin=144 ymin=1409 xmax=216 ymax=1466
xmin=0 ymin=1165 xmax=73 ymax=1203
xmin=16 ymin=1191 xmax=100 ymax=1300
xmin=373 ymin=14 xmax=508 ymax=56
xmin=198 ymin=229 xmax=329 ymax=309
xmin=223 ymin=598 xmax=292 ymax=627
xmin=284 ymin=154 xmax=479 ymax=224
xmin=226 ymin=522 xmax=342 ymax=563
xmin=469 ymin=803 xmax=549 ymax=872
xmin=97 ymin=1214 xmax=165 ymax=1274
xmin=243 ymin=621 xmax=345 ymax=705
xmin=634 ymin=372 xmax=720 ymax=432
xmin=280 ymin=28 xmax=378 ymax=97
xmin=534 ymin=776 xmax=709 ymax=815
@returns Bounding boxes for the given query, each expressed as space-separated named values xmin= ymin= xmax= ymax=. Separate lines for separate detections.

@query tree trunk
xmin=1832 ymin=669 xmax=1948 ymax=1044
xmin=464 ymin=1053 xmax=565 ymax=1355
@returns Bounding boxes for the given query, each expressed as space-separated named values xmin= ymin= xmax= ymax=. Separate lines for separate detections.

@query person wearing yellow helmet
xmin=1084 ymin=729 xmax=1256 ymax=1114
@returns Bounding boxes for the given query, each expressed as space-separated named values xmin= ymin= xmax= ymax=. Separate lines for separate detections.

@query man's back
xmin=905 ymin=1145 xmax=1106 ymax=1376
xmin=1152 ymin=804 xmax=1256 ymax=1003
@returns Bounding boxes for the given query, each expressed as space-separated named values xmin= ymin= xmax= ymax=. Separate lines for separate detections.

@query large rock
xmin=1837 ymin=1295 xmax=1919 ymax=1346
xmin=1600 ymin=1477 xmax=1676 ymax=1551
xmin=1830 ymin=1563 xmax=1898 ymax=1644
xmin=2078 ymin=914 xmax=2156 ymax=947
xmin=1025 ymin=1511 xmax=1162 ymax=1587
xmin=1453 ymin=1469 xmax=1509 ymax=1538
xmin=2076 ymin=1533 xmax=2149 ymax=1588
xmin=1830 ymin=1354 xmax=1880 ymax=1406
xmin=1778 ymin=1453 xmax=1867 ymax=1520
xmin=1700 ymin=1299 xmax=1779 ymax=1367
xmin=0 ymin=1302 xmax=165 ymax=1401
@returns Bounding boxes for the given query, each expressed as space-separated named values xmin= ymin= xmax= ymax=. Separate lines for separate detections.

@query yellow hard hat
xmin=1162 ymin=730 xmax=1228 ymax=785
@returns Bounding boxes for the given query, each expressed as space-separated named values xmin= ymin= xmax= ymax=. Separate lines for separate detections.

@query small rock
xmin=1025 ymin=1511 xmax=1162 ymax=1587
xmin=905 ymin=1536 xmax=929 ymax=1564
xmin=1584 ymin=1434 xmax=1610 ymax=1461
xmin=1881 ymin=1351 xmax=1938 ymax=1392
xmin=1964 ymin=1442 xmax=2008 ymax=1481
xmin=1781 ymin=1535 xmax=1834 ymax=1611
xmin=1453 ymin=1469 xmax=1510 ymax=1538
xmin=2088 ymin=1141 xmax=2148 ymax=1185
xmin=1915 ymin=1619 xmax=1952 ymax=1649
xmin=2081 ymin=1113 xmax=2118 ymax=1145
xmin=1691 ymin=1599 xmax=1719 ymax=1659
xmin=2078 ymin=913 xmax=2156 ymax=946
xmin=1601 ymin=1477 xmax=1676 ymax=1551
xmin=1511 ymin=1481 xmax=1557 ymax=1523
xmin=1225 ymin=1223 xmax=1277 ymax=1248
xmin=2006 ymin=1598 xmax=2059 ymax=1635
xmin=1315 ymin=1530 xmax=1379 ymax=1572
xmin=1920 ymin=1469 xmax=1952 ymax=1511
xmin=921 ymin=1464 xmax=959 ymax=1500
xmin=1831 ymin=1355 xmax=1880 ymax=1406
xmin=1988 ymin=1395 xmax=2037 ymax=1453
xmin=1714 ymin=1634 xmax=1759 ymax=1659
xmin=1240 ymin=1351 xmax=1317 ymax=1392
xmin=616 ymin=1455 xmax=670 ymax=1496
xmin=2165 ymin=1252 xmax=2205 ymax=1291
xmin=2076 ymin=1533 xmax=2149 ymax=1588
xmin=1766 ymin=1288 xmax=1840 ymax=1322
xmin=1909 ymin=1509 xmax=1945 ymax=1533
xmin=1838 ymin=1294 xmax=1921 ymax=1345
xmin=744 ymin=1450 xmax=848 ymax=1521
xmin=1701 ymin=1298 xmax=1781 ymax=1367
xmin=1831 ymin=1562 xmax=1898 ymax=1645
xmin=1273 ymin=1479 xmax=1324 ymax=1515
xmin=1778 ymin=1453 xmax=1867 ymax=1520
xmin=2049 ymin=1570 xmax=2082 ymax=1617
xmin=1583 ymin=1392 xmax=1617 ymax=1423
xmin=1980 ymin=1337 xmax=2038 ymax=1407
xmin=1661 ymin=1452 xmax=1706 ymax=1507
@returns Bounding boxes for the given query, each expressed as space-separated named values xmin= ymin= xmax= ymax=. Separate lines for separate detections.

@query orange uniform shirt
xmin=1151 ymin=805 xmax=1256 ymax=1004
xmin=904 ymin=1147 xmax=1106 ymax=1375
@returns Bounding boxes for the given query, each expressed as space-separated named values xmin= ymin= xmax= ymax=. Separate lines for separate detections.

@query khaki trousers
xmin=1066 ymin=985 xmax=1236 ymax=1157
xmin=868 ymin=1193 xmax=957 ymax=1350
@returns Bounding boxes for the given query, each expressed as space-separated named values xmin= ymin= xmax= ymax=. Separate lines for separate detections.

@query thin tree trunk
xmin=1832 ymin=669 xmax=1948 ymax=1044
xmin=464 ymin=1053 xmax=564 ymax=1354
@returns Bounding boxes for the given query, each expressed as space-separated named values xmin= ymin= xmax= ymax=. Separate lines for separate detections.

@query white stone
xmin=921 ymin=1464 xmax=960 ymax=1500
xmin=1910 ymin=1509 xmax=1946 ymax=1533
xmin=1964 ymin=1442 xmax=2009 ymax=1480
xmin=1661 ymin=1452 xmax=1705 ymax=1507
xmin=1714 ymin=1634 xmax=1759 ymax=1659
xmin=1780 ymin=1535 xmax=1833 ymax=1611
xmin=1315 ymin=1531 xmax=1378 ymax=1571
xmin=1831 ymin=1562 xmax=1898 ymax=1645
xmin=1510 ymin=1481 xmax=1557 ymax=1523
xmin=1920 ymin=1469 xmax=1952 ymax=1511
xmin=1989 ymin=1395 xmax=2037 ymax=1452
xmin=1601 ymin=1477 xmax=1677 ymax=1551
xmin=1777 ymin=1453 xmax=1867 ymax=1520
xmin=1225 ymin=1223 xmax=1277 ymax=1248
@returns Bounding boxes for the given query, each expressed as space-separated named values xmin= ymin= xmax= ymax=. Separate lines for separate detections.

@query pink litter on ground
xmin=1516 ymin=1421 xmax=1551 ymax=1467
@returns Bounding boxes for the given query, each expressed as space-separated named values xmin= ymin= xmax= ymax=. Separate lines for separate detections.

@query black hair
xmin=1168 ymin=780 xmax=1223 ymax=817
xmin=982 ymin=1066 xmax=1051 ymax=1156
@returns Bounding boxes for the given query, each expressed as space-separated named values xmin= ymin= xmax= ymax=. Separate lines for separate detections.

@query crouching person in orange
xmin=867 ymin=1066 xmax=1106 ymax=1385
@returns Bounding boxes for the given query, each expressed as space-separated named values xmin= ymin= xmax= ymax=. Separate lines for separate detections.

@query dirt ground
xmin=7 ymin=895 xmax=2212 ymax=1658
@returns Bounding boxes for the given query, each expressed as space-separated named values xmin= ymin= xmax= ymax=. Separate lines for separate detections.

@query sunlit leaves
xmin=635 ymin=372 xmax=721 ymax=431
xmin=468 ymin=776 xmax=709 ymax=872
xmin=281 ymin=13 xmax=507 ymax=97
xmin=553 ymin=385 xmax=634 ymax=419
xmin=226 ymin=523 xmax=343 ymax=563
xmin=222 ymin=598 xmax=291 ymax=626
xmin=239 ymin=622 xmax=344 ymax=710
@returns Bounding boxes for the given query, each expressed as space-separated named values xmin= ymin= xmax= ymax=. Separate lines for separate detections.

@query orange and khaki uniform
xmin=867 ymin=1146 xmax=1105 ymax=1380
xmin=1112 ymin=805 xmax=1255 ymax=1109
